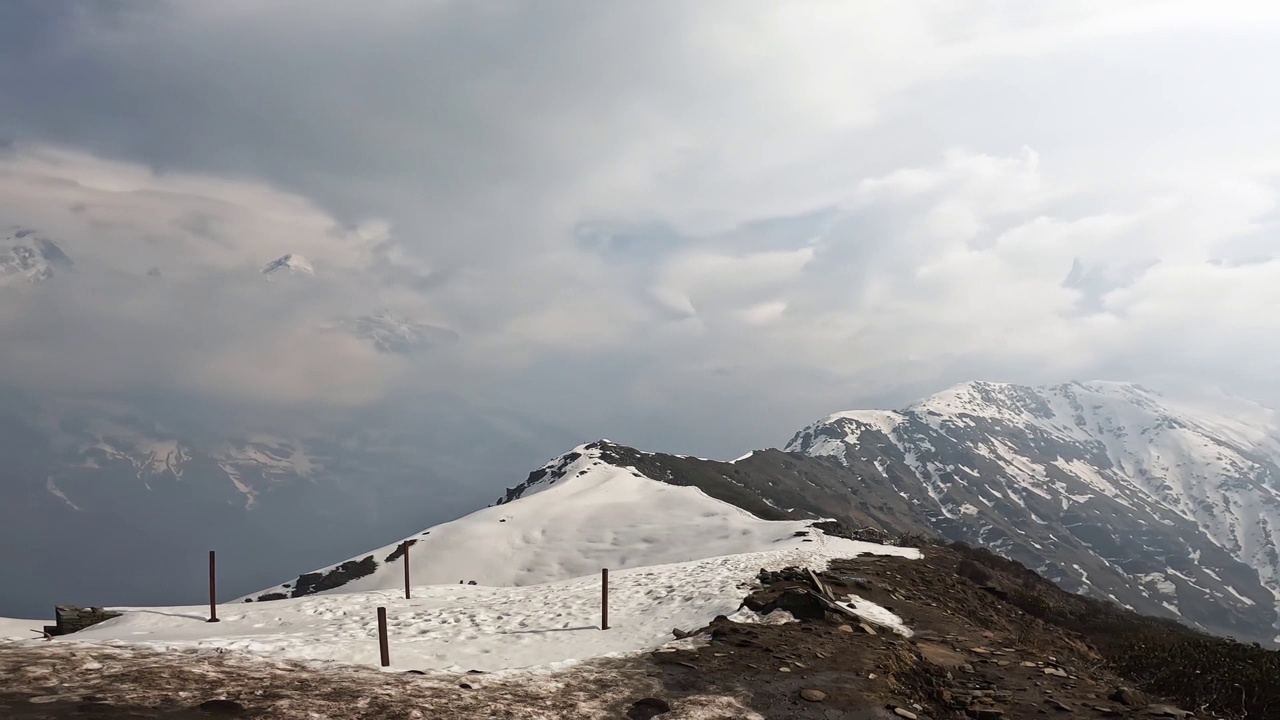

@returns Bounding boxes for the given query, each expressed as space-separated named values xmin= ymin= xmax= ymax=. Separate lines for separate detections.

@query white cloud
xmin=3 ymin=1 xmax=1280 ymax=454
xmin=0 ymin=146 xmax=416 ymax=406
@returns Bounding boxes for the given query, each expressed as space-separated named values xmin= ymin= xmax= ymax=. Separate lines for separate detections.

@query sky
xmin=3 ymin=0 xmax=1280 ymax=460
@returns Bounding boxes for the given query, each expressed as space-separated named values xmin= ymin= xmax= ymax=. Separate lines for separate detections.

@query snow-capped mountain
xmin=243 ymin=440 xmax=909 ymax=602
xmin=253 ymin=381 xmax=1280 ymax=646
xmin=0 ymin=393 xmax=579 ymax=619
xmin=786 ymin=380 xmax=1280 ymax=644
xmin=338 ymin=313 xmax=459 ymax=355
xmin=261 ymin=253 xmax=314 ymax=277
xmin=0 ymin=228 xmax=72 ymax=286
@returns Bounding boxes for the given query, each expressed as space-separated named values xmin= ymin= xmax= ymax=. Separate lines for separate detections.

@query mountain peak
xmin=340 ymin=313 xmax=459 ymax=354
xmin=785 ymin=379 xmax=1280 ymax=643
xmin=261 ymin=253 xmax=314 ymax=277
xmin=1 ymin=229 xmax=73 ymax=286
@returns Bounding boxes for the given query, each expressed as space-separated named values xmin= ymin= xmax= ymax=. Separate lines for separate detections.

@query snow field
xmin=0 ymin=617 xmax=46 ymax=640
xmin=13 ymin=537 xmax=918 ymax=675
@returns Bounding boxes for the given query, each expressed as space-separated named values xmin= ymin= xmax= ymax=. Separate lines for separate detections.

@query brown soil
xmin=640 ymin=546 xmax=1223 ymax=719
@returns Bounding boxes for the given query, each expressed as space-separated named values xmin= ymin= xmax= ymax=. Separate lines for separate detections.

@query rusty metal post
xmin=403 ymin=542 xmax=411 ymax=600
xmin=601 ymin=568 xmax=609 ymax=630
xmin=207 ymin=550 xmax=219 ymax=623
xmin=377 ymin=607 xmax=390 ymax=667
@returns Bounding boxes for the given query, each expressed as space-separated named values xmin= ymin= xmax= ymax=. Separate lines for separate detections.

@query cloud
xmin=2 ymin=1 xmax=1280 ymax=456
xmin=0 ymin=146 xmax=416 ymax=407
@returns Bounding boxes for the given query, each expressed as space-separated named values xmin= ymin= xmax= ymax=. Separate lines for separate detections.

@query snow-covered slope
xmin=0 ymin=617 xmax=45 ymax=640
xmin=12 ymin=540 xmax=913 ymax=674
xmin=786 ymin=380 xmax=1280 ymax=643
xmin=244 ymin=441 xmax=884 ymax=602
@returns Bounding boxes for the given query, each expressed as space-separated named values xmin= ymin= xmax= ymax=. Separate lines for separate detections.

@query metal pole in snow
xmin=207 ymin=550 xmax=219 ymax=623
xmin=377 ymin=607 xmax=390 ymax=667
xmin=403 ymin=542 xmax=411 ymax=600
xmin=601 ymin=568 xmax=609 ymax=630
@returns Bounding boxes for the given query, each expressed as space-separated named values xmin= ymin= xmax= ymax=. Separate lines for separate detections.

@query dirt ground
xmin=0 ymin=545 xmax=1212 ymax=719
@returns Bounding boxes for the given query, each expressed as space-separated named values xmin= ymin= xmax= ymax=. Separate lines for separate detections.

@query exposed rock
xmin=1110 ymin=687 xmax=1149 ymax=707
xmin=799 ymin=688 xmax=827 ymax=702
xmin=626 ymin=697 xmax=671 ymax=719
xmin=286 ymin=556 xmax=377 ymax=599
xmin=196 ymin=698 xmax=246 ymax=715
xmin=758 ymin=588 xmax=826 ymax=621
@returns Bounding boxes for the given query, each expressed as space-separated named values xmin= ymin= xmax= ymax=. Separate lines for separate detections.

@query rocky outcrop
xmin=48 ymin=605 xmax=122 ymax=635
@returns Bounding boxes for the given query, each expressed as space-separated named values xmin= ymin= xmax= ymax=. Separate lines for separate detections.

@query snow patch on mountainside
xmin=246 ymin=442 xmax=919 ymax=602
xmin=337 ymin=313 xmax=459 ymax=354
xmin=262 ymin=253 xmax=314 ymax=277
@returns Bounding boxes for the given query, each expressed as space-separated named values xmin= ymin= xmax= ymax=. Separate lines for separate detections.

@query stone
xmin=1042 ymin=667 xmax=1068 ymax=677
xmin=892 ymin=708 xmax=918 ymax=719
xmin=837 ymin=624 xmax=854 ymax=632
xmin=1046 ymin=700 xmax=1071 ymax=712
xmin=626 ymin=697 xmax=672 ymax=720
xmin=762 ymin=588 xmax=827 ymax=621
xmin=1110 ymin=687 xmax=1149 ymax=707
xmin=799 ymin=689 xmax=827 ymax=702
xmin=1144 ymin=706 xmax=1194 ymax=718
xmin=859 ymin=623 xmax=878 ymax=635
xmin=196 ymin=699 xmax=246 ymax=715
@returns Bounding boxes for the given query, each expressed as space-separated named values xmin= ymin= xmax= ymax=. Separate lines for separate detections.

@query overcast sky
xmin=3 ymin=0 xmax=1280 ymax=458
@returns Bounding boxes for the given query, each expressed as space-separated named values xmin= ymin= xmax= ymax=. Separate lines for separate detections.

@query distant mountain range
xmin=0 ymin=392 xmax=579 ymax=618
xmin=0 ymin=227 xmax=456 ymax=356
xmin=250 ymin=381 xmax=1280 ymax=647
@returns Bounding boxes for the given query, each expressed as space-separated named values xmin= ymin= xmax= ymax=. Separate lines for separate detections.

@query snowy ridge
xmin=786 ymin=380 xmax=1280 ymax=643
xmin=261 ymin=253 xmax=314 ymax=277
xmin=244 ymin=441 xmax=894 ymax=602
xmin=60 ymin=421 xmax=318 ymax=508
